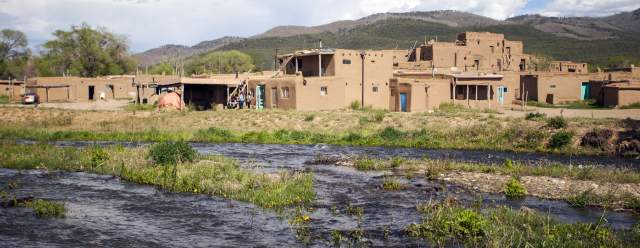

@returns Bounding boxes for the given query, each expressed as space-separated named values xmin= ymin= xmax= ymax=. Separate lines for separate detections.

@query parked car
xmin=22 ymin=92 xmax=39 ymax=104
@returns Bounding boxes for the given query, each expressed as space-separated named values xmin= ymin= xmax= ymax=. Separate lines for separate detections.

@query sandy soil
xmin=503 ymin=106 xmax=640 ymax=119
xmin=439 ymin=170 xmax=640 ymax=204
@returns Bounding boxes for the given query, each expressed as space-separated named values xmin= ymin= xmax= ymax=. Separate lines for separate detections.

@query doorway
xmin=400 ymin=93 xmax=408 ymax=112
xmin=497 ymin=86 xmax=506 ymax=105
xmin=88 ymin=86 xmax=95 ymax=101
xmin=580 ymin=82 xmax=590 ymax=100
xmin=256 ymin=85 xmax=265 ymax=109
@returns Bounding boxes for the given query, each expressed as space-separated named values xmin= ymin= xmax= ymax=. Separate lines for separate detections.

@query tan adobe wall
xmin=247 ymin=77 xmax=298 ymax=110
xmin=0 ymin=83 xmax=25 ymax=101
xmin=528 ymin=74 xmax=590 ymax=104
xmin=393 ymin=78 xmax=451 ymax=111
xmin=333 ymin=49 xmax=394 ymax=110
xmin=295 ymin=76 xmax=347 ymax=110
xmin=618 ymin=89 xmax=640 ymax=106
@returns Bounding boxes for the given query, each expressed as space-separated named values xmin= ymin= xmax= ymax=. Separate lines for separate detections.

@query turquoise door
xmin=497 ymin=86 xmax=505 ymax=105
xmin=580 ymin=83 xmax=590 ymax=100
xmin=400 ymin=93 xmax=407 ymax=112
xmin=256 ymin=85 xmax=265 ymax=109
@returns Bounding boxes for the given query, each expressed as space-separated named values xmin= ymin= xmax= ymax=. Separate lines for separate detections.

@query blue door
xmin=580 ymin=83 xmax=590 ymax=100
xmin=256 ymin=85 xmax=265 ymax=109
xmin=498 ymin=86 xmax=505 ymax=105
xmin=400 ymin=93 xmax=407 ymax=112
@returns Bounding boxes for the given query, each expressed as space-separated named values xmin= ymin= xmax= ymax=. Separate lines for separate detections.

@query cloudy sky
xmin=1 ymin=0 xmax=639 ymax=53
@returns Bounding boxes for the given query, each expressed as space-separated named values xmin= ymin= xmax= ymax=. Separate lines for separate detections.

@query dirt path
xmin=1 ymin=100 xmax=129 ymax=111
xmin=502 ymin=107 xmax=640 ymax=119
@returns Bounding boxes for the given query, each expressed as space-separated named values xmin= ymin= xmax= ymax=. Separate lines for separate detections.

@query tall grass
xmin=0 ymin=142 xmax=314 ymax=208
xmin=0 ymin=122 xmax=598 ymax=156
xmin=348 ymin=157 xmax=640 ymax=184
xmin=407 ymin=200 xmax=638 ymax=247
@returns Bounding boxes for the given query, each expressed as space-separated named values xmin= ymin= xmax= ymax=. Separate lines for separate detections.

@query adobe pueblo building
xmin=2 ymin=32 xmax=639 ymax=111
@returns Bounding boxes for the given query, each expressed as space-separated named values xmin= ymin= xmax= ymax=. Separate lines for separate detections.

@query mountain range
xmin=134 ymin=9 xmax=640 ymax=69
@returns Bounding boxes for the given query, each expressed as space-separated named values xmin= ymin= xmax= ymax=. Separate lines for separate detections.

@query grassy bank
xmin=1 ymin=106 xmax=632 ymax=157
xmin=406 ymin=199 xmax=640 ymax=247
xmin=0 ymin=124 xmax=608 ymax=157
xmin=0 ymin=142 xmax=314 ymax=208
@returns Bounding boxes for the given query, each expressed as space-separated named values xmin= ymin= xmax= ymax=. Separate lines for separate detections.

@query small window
xmin=372 ymin=86 xmax=378 ymax=93
xmin=320 ymin=86 xmax=328 ymax=96
xmin=503 ymin=87 xmax=508 ymax=93
xmin=342 ymin=59 xmax=351 ymax=65
xmin=281 ymin=87 xmax=289 ymax=98
xmin=550 ymin=85 xmax=556 ymax=89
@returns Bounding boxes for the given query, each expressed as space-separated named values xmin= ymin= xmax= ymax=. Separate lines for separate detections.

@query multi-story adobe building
xmin=9 ymin=32 xmax=639 ymax=110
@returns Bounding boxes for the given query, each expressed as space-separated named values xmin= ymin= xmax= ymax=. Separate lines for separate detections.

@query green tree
xmin=148 ymin=62 xmax=175 ymax=75
xmin=40 ymin=23 xmax=137 ymax=77
xmin=0 ymin=29 xmax=31 ymax=79
xmin=184 ymin=50 xmax=255 ymax=75
xmin=606 ymin=55 xmax=640 ymax=69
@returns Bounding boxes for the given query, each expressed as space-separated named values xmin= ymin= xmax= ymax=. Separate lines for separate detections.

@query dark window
xmin=372 ymin=86 xmax=378 ymax=93
xmin=320 ymin=86 xmax=328 ymax=96
xmin=342 ymin=59 xmax=352 ymax=65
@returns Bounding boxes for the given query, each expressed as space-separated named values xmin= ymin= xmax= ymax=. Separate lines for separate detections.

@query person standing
xmin=238 ymin=92 xmax=245 ymax=109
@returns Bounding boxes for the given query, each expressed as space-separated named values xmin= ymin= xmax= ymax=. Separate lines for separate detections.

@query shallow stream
xmin=1 ymin=142 xmax=638 ymax=247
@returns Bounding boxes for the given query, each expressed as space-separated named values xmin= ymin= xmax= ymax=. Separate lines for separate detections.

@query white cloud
xmin=540 ymin=0 xmax=640 ymax=17
xmin=0 ymin=0 xmax=637 ymax=52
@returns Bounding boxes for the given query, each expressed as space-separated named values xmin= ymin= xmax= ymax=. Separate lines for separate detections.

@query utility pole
xmin=360 ymin=50 xmax=365 ymax=109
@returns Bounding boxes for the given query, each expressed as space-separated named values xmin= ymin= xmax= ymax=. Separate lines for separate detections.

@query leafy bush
xmin=350 ymin=100 xmax=361 ymax=110
xmin=0 ymin=95 xmax=9 ymax=104
xmin=382 ymin=176 xmax=407 ymax=191
xmin=548 ymin=131 xmax=574 ymax=149
xmin=516 ymin=129 xmax=548 ymax=149
xmin=22 ymin=199 xmax=65 ymax=218
xmin=303 ymin=114 xmax=315 ymax=122
xmin=504 ymin=177 xmax=527 ymax=199
xmin=581 ymin=128 xmax=613 ymax=149
xmin=377 ymin=127 xmax=404 ymax=141
xmin=525 ymin=112 xmax=546 ymax=121
xmin=89 ymin=147 xmax=109 ymax=168
xmin=566 ymin=190 xmax=594 ymax=208
xmin=147 ymin=141 xmax=197 ymax=165
xmin=546 ymin=116 xmax=568 ymax=129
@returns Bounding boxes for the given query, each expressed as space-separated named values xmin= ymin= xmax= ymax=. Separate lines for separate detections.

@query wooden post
xmin=475 ymin=84 xmax=478 ymax=107
xmin=488 ymin=84 xmax=491 ymax=109
xmin=466 ymin=84 xmax=469 ymax=107
xmin=295 ymin=57 xmax=299 ymax=74
xmin=45 ymin=88 xmax=49 ymax=103
xmin=318 ymin=53 xmax=322 ymax=77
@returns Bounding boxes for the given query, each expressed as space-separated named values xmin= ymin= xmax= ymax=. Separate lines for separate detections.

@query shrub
xmin=377 ymin=127 xmax=404 ymax=141
xmin=515 ymin=129 xmax=547 ymax=149
xmin=303 ymin=114 xmax=315 ymax=122
xmin=548 ymin=131 xmax=574 ymax=149
xmin=89 ymin=147 xmax=109 ymax=168
xmin=566 ymin=190 xmax=594 ymax=208
xmin=504 ymin=177 xmax=527 ymax=199
xmin=350 ymin=100 xmax=361 ymax=110
xmin=147 ymin=141 xmax=197 ymax=165
xmin=546 ymin=116 xmax=568 ymax=129
xmin=382 ymin=176 xmax=407 ymax=191
xmin=525 ymin=112 xmax=546 ymax=121
xmin=581 ymin=128 xmax=613 ymax=149
xmin=22 ymin=199 xmax=65 ymax=218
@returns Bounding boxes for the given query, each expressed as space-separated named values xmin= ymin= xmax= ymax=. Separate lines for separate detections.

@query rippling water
xmin=1 ymin=142 xmax=638 ymax=247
